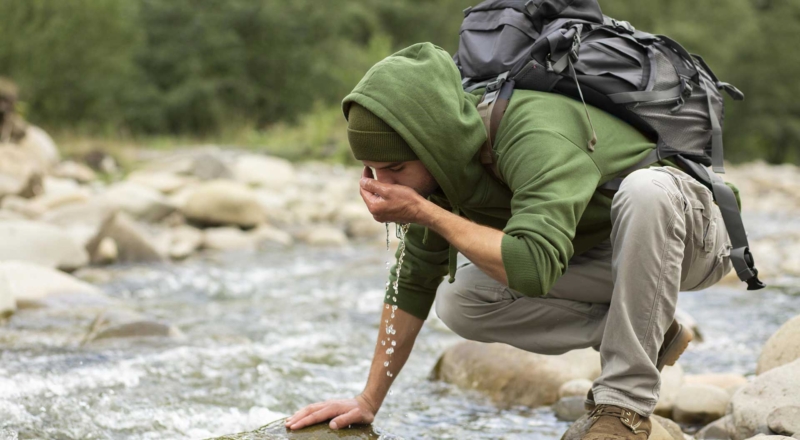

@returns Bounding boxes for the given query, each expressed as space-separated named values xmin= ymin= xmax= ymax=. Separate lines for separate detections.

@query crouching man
xmin=286 ymin=43 xmax=735 ymax=440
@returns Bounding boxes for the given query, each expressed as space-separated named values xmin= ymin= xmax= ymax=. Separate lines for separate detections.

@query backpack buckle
xmin=485 ymin=72 xmax=509 ymax=93
xmin=610 ymin=18 xmax=635 ymax=34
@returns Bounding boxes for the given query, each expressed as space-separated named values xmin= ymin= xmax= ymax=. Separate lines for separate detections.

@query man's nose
xmin=375 ymin=170 xmax=396 ymax=185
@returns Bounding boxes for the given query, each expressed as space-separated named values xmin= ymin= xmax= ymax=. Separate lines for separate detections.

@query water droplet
xmin=386 ymin=347 xmax=394 ymax=355
xmin=386 ymin=371 xmax=392 ymax=377
xmin=385 ymin=304 xmax=389 ymax=309
xmin=383 ymin=361 xmax=389 ymax=367
xmin=388 ymin=389 xmax=393 ymax=395
xmin=391 ymin=340 xmax=396 ymax=346
xmin=392 ymin=296 xmax=397 ymax=302
xmin=381 ymin=340 xmax=385 ymax=346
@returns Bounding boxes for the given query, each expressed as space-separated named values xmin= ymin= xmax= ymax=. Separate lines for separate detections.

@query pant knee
xmin=613 ymin=169 xmax=685 ymax=218
xmin=435 ymin=279 xmax=489 ymax=341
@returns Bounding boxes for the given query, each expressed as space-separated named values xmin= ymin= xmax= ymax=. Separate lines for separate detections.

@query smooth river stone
xmin=210 ymin=418 xmax=396 ymax=439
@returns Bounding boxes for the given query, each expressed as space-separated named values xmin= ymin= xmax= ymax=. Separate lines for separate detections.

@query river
xmin=1 ymin=211 xmax=799 ymax=439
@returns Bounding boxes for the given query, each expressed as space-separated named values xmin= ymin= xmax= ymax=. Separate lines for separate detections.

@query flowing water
xmin=1 ymin=212 xmax=800 ymax=439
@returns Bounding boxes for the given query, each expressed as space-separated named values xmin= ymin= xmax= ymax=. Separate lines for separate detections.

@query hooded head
xmin=342 ymin=43 xmax=488 ymax=206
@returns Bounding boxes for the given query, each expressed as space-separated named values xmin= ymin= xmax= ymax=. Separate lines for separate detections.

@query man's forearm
xmin=418 ymin=200 xmax=508 ymax=286
xmin=361 ymin=305 xmax=424 ymax=412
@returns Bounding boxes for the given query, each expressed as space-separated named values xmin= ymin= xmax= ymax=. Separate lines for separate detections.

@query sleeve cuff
xmin=384 ymin=283 xmax=438 ymax=321
xmin=501 ymin=234 xmax=544 ymax=297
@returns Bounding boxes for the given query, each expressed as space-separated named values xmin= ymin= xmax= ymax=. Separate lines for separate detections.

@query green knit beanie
xmin=346 ymin=103 xmax=417 ymax=162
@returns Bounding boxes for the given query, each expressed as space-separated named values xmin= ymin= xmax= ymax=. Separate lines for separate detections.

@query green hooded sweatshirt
xmin=342 ymin=43 xmax=739 ymax=321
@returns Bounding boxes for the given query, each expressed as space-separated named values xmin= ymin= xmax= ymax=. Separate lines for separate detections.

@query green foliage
xmin=0 ymin=0 xmax=797 ymax=163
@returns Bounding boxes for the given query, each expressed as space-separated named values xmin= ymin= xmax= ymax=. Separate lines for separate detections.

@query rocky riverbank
xmin=2 ymin=137 xmax=800 ymax=439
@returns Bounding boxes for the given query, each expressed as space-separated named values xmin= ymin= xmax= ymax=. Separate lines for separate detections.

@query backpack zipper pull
xmin=567 ymin=56 xmax=598 ymax=151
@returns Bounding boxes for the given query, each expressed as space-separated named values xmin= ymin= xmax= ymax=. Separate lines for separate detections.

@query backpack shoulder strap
xmin=477 ymin=74 xmax=515 ymax=183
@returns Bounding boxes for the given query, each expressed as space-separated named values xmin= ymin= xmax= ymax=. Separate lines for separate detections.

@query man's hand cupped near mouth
xmin=359 ymin=168 xmax=431 ymax=225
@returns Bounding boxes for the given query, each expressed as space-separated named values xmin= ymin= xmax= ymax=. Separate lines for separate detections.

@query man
xmin=286 ymin=43 xmax=735 ymax=439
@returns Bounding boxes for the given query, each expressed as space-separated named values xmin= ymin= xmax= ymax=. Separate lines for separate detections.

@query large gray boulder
xmin=211 ymin=418 xmax=393 ymax=440
xmin=0 ymin=220 xmax=89 ymax=270
xmin=561 ymin=414 xmax=684 ymax=440
xmin=182 ymin=180 xmax=264 ymax=228
xmin=431 ymin=341 xmax=600 ymax=408
xmin=729 ymin=358 xmax=800 ymax=440
xmin=0 ymin=261 xmax=109 ymax=308
xmin=757 ymin=314 xmax=800 ymax=375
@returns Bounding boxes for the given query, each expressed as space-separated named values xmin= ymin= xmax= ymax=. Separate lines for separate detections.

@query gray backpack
xmin=455 ymin=0 xmax=765 ymax=290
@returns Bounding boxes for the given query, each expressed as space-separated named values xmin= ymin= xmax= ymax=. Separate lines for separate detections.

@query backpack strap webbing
xmin=673 ymin=155 xmax=765 ymax=290
xmin=477 ymin=73 xmax=515 ymax=182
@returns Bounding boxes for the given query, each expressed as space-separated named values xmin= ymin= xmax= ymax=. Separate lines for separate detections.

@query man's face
xmin=362 ymin=160 xmax=439 ymax=198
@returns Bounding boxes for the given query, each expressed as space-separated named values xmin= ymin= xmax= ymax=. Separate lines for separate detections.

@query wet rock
xmin=685 ymin=373 xmax=749 ymax=396
xmin=252 ymin=224 xmax=293 ymax=247
xmin=167 ymin=225 xmax=203 ymax=259
xmin=183 ymin=180 xmax=264 ymax=228
xmin=654 ymin=363 xmax=684 ymax=417
xmin=0 ymin=220 xmax=89 ymax=270
xmin=729 ymin=358 xmax=800 ymax=440
xmin=432 ymin=341 xmax=600 ymax=408
xmin=767 ymin=406 xmax=800 ymax=437
xmin=757 ymin=314 xmax=800 ymax=375
xmin=103 ymin=181 xmax=176 ymax=223
xmin=127 ymin=171 xmax=194 ymax=194
xmin=212 ymin=418 xmax=391 ymax=440
xmin=697 ymin=415 xmax=734 ymax=440
xmin=86 ymin=212 xmax=165 ymax=264
xmin=203 ymin=227 xmax=256 ymax=251
xmin=233 ymin=154 xmax=296 ymax=188
xmin=51 ymin=160 xmax=96 ymax=183
xmin=673 ymin=383 xmax=730 ymax=425
xmin=554 ymin=396 xmax=587 ymax=421
xmin=85 ymin=309 xmax=182 ymax=342
xmin=0 ymin=261 xmax=108 ymax=308
xmin=299 ymin=225 xmax=349 ymax=247
xmin=559 ymin=379 xmax=593 ymax=399
xmin=561 ymin=414 xmax=684 ymax=440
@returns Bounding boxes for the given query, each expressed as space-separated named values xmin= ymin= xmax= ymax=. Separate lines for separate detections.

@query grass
xmin=52 ymin=102 xmax=357 ymax=174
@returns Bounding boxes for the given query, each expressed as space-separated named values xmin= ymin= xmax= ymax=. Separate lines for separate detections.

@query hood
xmin=342 ymin=43 xmax=487 ymax=207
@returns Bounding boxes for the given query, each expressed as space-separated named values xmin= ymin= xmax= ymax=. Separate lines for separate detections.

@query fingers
xmin=330 ymin=407 xmax=366 ymax=430
xmin=285 ymin=402 xmax=323 ymax=427
xmin=360 ymin=177 xmax=390 ymax=197
xmin=287 ymin=404 xmax=344 ymax=431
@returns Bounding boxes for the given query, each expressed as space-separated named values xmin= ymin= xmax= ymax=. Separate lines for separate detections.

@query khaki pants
xmin=434 ymin=166 xmax=732 ymax=416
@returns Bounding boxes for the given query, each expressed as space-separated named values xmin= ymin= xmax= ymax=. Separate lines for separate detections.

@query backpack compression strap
xmin=477 ymin=72 xmax=514 ymax=182
xmin=673 ymin=155 xmax=765 ymax=290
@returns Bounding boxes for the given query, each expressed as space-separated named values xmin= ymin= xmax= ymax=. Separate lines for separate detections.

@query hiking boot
xmin=584 ymin=318 xmax=694 ymax=411
xmin=581 ymin=404 xmax=651 ymax=440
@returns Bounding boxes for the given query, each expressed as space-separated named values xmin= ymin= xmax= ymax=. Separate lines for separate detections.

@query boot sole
xmin=656 ymin=323 xmax=693 ymax=371
xmin=584 ymin=324 xmax=694 ymax=412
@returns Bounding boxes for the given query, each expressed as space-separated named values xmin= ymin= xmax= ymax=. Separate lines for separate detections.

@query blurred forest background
xmin=0 ymin=0 xmax=798 ymax=164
